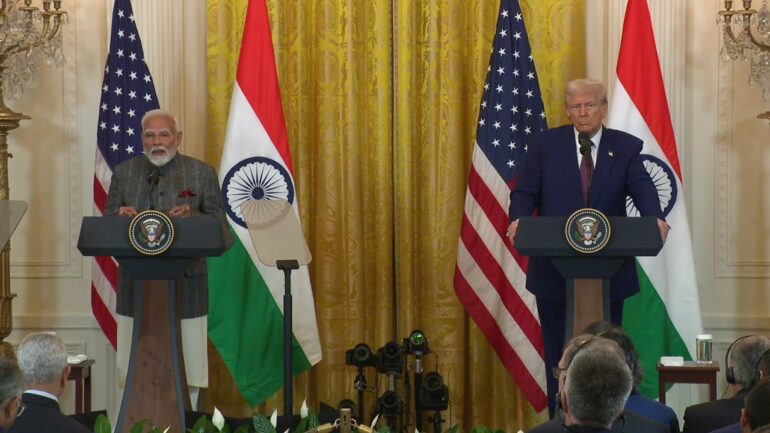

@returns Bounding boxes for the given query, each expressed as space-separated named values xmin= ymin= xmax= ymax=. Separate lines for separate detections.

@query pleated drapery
xmin=205 ymin=1 xmax=585 ymax=430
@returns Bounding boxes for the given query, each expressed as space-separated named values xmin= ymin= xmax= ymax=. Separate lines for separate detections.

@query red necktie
xmin=580 ymin=145 xmax=594 ymax=206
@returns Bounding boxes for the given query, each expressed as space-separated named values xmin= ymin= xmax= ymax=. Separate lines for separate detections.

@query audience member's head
xmin=560 ymin=336 xmax=632 ymax=428
xmin=729 ymin=335 xmax=770 ymax=391
xmin=583 ymin=322 xmax=644 ymax=393
xmin=740 ymin=378 xmax=770 ymax=433
xmin=16 ymin=332 xmax=70 ymax=397
xmin=0 ymin=357 xmax=24 ymax=431
xmin=583 ymin=320 xmax=620 ymax=336
xmin=556 ymin=334 xmax=596 ymax=394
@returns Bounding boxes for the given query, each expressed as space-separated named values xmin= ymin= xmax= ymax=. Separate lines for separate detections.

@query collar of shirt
xmin=23 ymin=389 xmax=59 ymax=402
xmin=573 ymin=126 xmax=603 ymax=169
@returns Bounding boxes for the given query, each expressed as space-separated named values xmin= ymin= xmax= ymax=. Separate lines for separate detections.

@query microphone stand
xmin=353 ymin=365 xmax=368 ymax=422
xmin=414 ymin=353 xmax=424 ymax=432
xmin=147 ymin=170 xmax=160 ymax=210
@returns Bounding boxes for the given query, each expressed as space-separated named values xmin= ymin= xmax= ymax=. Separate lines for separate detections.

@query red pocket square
xmin=178 ymin=189 xmax=197 ymax=198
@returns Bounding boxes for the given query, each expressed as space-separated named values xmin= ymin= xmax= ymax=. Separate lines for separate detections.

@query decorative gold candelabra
xmin=0 ymin=0 xmax=66 ymax=352
xmin=718 ymin=0 xmax=770 ymax=123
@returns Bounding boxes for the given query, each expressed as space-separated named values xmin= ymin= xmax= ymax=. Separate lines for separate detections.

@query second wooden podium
xmin=78 ymin=215 xmax=231 ymax=433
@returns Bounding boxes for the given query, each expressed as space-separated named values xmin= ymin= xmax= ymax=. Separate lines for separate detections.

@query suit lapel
xmin=589 ymin=127 xmax=615 ymax=207
xmin=556 ymin=126 xmax=585 ymax=204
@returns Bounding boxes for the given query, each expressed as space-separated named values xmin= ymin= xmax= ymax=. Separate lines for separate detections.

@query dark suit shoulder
xmin=683 ymin=396 xmax=745 ymax=433
xmin=623 ymin=412 xmax=670 ymax=433
xmin=531 ymin=124 xmax=573 ymax=142
xmin=175 ymin=153 xmax=215 ymax=170
xmin=601 ymin=127 xmax=643 ymax=150
xmin=525 ymin=412 xmax=667 ymax=433
xmin=10 ymin=398 xmax=91 ymax=433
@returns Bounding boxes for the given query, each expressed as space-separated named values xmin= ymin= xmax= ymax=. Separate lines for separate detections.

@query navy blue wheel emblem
xmin=222 ymin=156 xmax=295 ymax=228
xmin=625 ymin=154 xmax=677 ymax=218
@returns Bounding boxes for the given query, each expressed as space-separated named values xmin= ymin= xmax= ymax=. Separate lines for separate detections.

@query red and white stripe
xmin=454 ymin=145 xmax=547 ymax=411
xmin=92 ymin=151 xmax=118 ymax=349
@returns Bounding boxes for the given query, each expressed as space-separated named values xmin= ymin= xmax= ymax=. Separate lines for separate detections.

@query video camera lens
xmin=345 ymin=343 xmax=377 ymax=367
xmin=376 ymin=341 xmax=404 ymax=374
xmin=419 ymin=372 xmax=449 ymax=411
xmin=376 ymin=391 xmax=404 ymax=416
xmin=403 ymin=329 xmax=429 ymax=354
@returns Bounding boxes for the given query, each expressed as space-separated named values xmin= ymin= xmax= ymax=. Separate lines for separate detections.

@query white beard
xmin=145 ymin=146 xmax=177 ymax=167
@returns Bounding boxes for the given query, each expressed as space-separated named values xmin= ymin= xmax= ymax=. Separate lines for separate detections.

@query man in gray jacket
xmin=105 ymin=108 xmax=225 ymax=407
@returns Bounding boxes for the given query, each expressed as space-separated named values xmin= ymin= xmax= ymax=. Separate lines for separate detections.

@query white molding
xmin=11 ymin=314 xmax=99 ymax=330
xmin=7 ymin=0 xmax=83 ymax=279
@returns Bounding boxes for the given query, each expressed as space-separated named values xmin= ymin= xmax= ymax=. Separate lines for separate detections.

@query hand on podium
xmin=657 ymin=218 xmax=670 ymax=244
xmin=168 ymin=204 xmax=191 ymax=218
xmin=117 ymin=206 xmax=138 ymax=217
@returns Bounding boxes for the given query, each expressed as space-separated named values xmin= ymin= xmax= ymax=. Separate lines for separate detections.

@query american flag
xmin=92 ymin=0 xmax=159 ymax=349
xmin=453 ymin=0 xmax=548 ymax=411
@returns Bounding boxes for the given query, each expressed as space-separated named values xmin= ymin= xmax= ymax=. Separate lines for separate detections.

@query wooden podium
xmin=78 ymin=216 xmax=230 ymax=433
xmin=514 ymin=216 xmax=662 ymax=338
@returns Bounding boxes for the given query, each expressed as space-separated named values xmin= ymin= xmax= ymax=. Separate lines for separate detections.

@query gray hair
xmin=730 ymin=335 xmax=770 ymax=389
xmin=565 ymin=338 xmax=632 ymax=428
xmin=0 ymin=357 xmax=23 ymax=403
xmin=17 ymin=332 xmax=67 ymax=385
xmin=141 ymin=109 xmax=180 ymax=132
xmin=564 ymin=78 xmax=608 ymax=106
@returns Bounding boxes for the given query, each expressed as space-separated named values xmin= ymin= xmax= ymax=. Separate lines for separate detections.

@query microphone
xmin=578 ymin=132 xmax=592 ymax=156
xmin=147 ymin=169 xmax=160 ymax=210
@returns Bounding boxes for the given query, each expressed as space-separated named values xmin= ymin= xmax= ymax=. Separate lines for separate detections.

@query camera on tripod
xmin=419 ymin=372 xmax=449 ymax=411
xmin=402 ymin=329 xmax=430 ymax=355
xmin=376 ymin=341 xmax=404 ymax=374
xmin=376 ymin=390 xmax=404 ymax=417
xmin=345 ymin=343 xmax=378 ymax=368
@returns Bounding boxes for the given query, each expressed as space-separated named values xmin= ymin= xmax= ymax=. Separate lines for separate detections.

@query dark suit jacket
xmin=526 ymin=411 xmax=669 ymax=433
xmin=682 ymin=390 xmax=748 ymax=433
xmin=707 ymin=423 xmax=740 ymax=433
xmin=509 ymin=125 xmax=662 ymax=301
xmin=104 ymin=153 xmax=225 ymax=318
xmin=626 ymin=392 xmax=680 ymax=433
xmin=8 ymin=392 xmax=91 ymax=433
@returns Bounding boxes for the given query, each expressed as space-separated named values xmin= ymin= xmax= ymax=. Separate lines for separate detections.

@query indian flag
xmin=609 ymin=0 xmax=703 ymax=397
xmin=207 ymin=0 xmax=322 ymax=406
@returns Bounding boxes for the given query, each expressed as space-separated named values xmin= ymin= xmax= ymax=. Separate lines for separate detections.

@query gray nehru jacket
xmin=104 ymin=153 xmax=225 ymax=318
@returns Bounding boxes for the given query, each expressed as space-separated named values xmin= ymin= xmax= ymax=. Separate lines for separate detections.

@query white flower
xmin=301 ymin=399 xmax=309 ymax=418
xmin=370 ymin=414 xmax=380 ymax=429
xmin=162 ymin=427 xmax=170 ymax=433
xmin=270 ymin=409 xmax=278 ymax=428
xmin=212 ymin=407 xmax=225 ymax=431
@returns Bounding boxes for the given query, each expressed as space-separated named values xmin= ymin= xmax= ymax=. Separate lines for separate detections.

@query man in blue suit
xmin=506 ymin=78 xmax=669 ymax=416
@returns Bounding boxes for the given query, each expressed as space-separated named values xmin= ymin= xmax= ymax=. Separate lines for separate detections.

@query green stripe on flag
xmin=624 ymin=261 xmax=691 ymax=398
xmin=208 ymin=225 xmax=312 ymax=406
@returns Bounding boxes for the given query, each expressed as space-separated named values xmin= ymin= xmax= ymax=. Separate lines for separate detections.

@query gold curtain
xmin=205 ymin=1 xmax=584 ymax=431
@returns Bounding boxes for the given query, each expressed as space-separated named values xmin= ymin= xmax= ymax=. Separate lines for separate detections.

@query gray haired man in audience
xmin=527 ymin=335 xmax=668 ymax=433
xmin=559 ymin=337 xmax=632 ymax=431
xmin=8 ymin=332 xmax=90 ymax=433
xmin=684 ymin=335 xmax=770 ymax=433
xmin=0 ymin=358 xmax=24 ymax=432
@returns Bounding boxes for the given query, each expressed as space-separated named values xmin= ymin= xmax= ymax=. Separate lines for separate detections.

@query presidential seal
xmin=128 ymin=210 xmax=175 ymax=255
xmin=564 ymin=208 xmax=611 ymax=254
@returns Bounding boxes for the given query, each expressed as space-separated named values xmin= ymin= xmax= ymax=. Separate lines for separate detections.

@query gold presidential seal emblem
xmin=128 ymin=210 xmax=175 ymax=255
xmin=564 ymin=208 xmax=612 ymax=254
